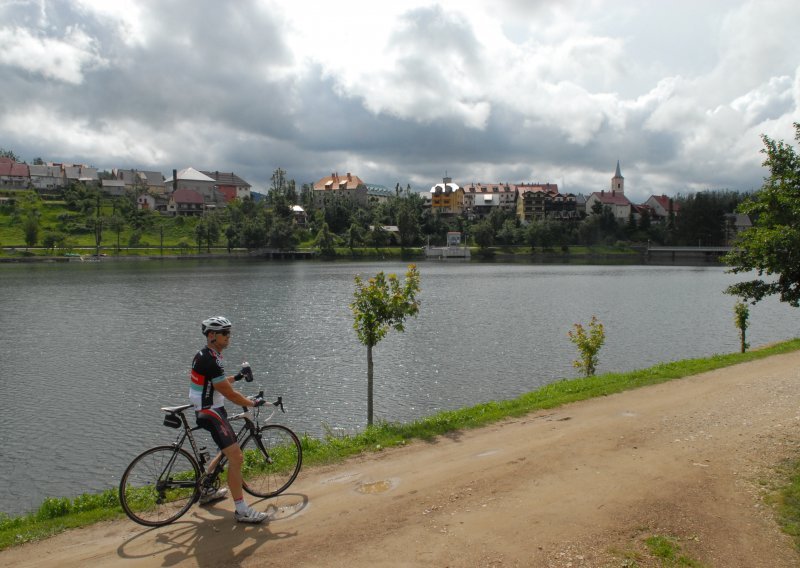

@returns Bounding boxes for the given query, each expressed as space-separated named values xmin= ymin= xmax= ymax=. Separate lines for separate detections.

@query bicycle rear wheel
xmin=119 ymin=445 xmax=200 ymax=527
xmin=241 ymin=425 xmax=302 ymax=498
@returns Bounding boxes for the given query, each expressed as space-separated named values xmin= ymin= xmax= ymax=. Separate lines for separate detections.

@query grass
xmin=2 ymin=339 xmax=800 ymax=551
xmin=772 ymin=457 xmax=800 ymax=543
xmin=643 ymin=535 xmax=705 ymax=567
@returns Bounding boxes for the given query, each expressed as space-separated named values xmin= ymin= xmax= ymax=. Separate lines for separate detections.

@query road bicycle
xmin=119 ymin=390 xmax=302 ymax=527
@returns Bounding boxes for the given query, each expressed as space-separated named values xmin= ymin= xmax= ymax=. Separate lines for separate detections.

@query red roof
xmin=649 ymin=194 xmax=681 ymax=213
xmin=0 ymin=158 xmax=29 ymax=177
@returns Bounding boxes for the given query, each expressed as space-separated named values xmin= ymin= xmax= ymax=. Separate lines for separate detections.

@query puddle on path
xmin=355 ymin=479 xmax=396 ymax=495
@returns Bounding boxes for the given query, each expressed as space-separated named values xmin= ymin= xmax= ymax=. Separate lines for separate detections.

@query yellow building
xmin=430 ymin=176 xmax=465 ymax=215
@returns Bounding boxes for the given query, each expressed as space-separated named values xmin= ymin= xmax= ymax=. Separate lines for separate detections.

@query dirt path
xmin=4 ymin=351 xmax=800 ymax=567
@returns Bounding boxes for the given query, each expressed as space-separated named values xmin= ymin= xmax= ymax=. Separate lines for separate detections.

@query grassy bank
xmin=2 ymin=339 xmax=800 ymax=551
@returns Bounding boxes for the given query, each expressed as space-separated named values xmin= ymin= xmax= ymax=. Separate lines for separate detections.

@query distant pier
xmin=646 ymin=245 xmax=731 ymax=263
xmin=250 ymin=249 xmax=319 ymax=260
xmin=424 ymin=245 xmax=471 ymax=260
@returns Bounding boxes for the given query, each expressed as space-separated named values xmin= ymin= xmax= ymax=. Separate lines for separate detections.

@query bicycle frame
xmin=120 ymin=393 xmax=299 ymax=526
xmin=163 ymin=397 xmax=274 ymax=487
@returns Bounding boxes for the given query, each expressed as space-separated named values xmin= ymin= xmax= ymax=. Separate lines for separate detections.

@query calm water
xmin=1 ymin=259 xmax=797 ymax=515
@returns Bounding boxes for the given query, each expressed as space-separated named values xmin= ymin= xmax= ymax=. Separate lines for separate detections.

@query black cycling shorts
xmin=195 ymin=407 xmax=238 ymax=450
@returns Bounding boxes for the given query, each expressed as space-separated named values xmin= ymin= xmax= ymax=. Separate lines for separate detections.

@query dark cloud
xmin=0 ymin=1 xmax=797 ymax=198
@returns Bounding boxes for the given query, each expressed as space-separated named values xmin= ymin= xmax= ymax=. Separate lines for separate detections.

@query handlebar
xmin=241 ymin=391 xmax=285 ymax=413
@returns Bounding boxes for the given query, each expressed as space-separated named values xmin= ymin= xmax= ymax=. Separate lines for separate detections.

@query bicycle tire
xmin=119 ymin=445 xmax=200 ymax=527
xmin=241 ymin=424 xmax=302 ymax=498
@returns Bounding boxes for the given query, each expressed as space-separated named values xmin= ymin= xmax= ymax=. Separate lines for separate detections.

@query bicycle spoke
xmin=120 ymin=446 xmax=199 ymax=526
xmin=241 ymin=425 xmax=302 ymax=498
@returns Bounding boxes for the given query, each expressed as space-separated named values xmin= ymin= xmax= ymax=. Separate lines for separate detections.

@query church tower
xmin=611 ymin=160 xmax=624 ymax=194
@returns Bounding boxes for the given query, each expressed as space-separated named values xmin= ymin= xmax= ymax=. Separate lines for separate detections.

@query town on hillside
xmin=0 ymin=155 xmax=752 ymax=249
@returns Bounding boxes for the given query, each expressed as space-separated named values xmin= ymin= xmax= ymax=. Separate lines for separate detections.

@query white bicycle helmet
xmin=201 ymin=316 xmax=232 ymax=336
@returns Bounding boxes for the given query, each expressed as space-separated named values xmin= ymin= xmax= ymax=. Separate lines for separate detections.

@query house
xmin=202 ymin=170 xmax=251 ymax=202
xmin=0 ymin=158 xmax=30 ymax=189
xmin=312 ymin=172 xmax=368 ymax=207
xmin=29 ymin=164 xmax=64 ymax=191
xmin=462 ymin=183 xmax=516 ymax=219
xmin=365 ymin=184 xmax=393 ymax=204
xmin=137 ymin=192 xmax=168 ymax=212
xmin=167 ymin=188 xmax=205 ymax=216
xmin=585 ymin=162 xmax=633 ymax=221
xmin=63 ymin=164 xmax=98 ymax=186
xmin=630 ymin=203 xmax=654 ymax=224
xmin=101 ymin=179 xmax=127 ymax=197
xmin=164 ymin=167 xmax=217 ymax=201
xmin=515 ymin=183 xmax=574 ymax=222
xmin=585 ymin=190 xmax=632 ymax=221
xmin=113 ymin=169 xmax=165 ymax=193
xmin=137 ymin=193 xmax=157 ymax=211
xmin=429 ymin=176 xmax=465 ymax=215
xmin=644 ymin=194 xmax=680 ymax=223
xmin=291 ymin=205 xmax=308 ymax=226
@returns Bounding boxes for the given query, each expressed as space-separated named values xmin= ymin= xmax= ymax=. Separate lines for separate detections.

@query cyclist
xmin=190 ymin=315 xmax=267 ymax=524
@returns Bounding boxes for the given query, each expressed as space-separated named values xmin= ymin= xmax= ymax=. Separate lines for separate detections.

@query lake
xmin=1 ymin=259 xmax=797 ymax=515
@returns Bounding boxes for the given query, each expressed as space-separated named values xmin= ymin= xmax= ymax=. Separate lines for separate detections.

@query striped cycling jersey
xmin=189 ymin=346 xmax=227 ymax=410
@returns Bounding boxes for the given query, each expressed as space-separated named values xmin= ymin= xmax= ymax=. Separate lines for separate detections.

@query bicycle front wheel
xmin=119 ymin=445 xmax=200 ymax=527
xmin=241 ymin=425 xmax=302 ymax=498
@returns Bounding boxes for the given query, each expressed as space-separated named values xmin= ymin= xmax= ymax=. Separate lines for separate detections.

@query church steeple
xmin=611 ymin=160 xmax=624 ymax=194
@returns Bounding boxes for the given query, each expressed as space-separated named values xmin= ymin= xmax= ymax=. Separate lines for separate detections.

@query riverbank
xmin=2 ymin=342 xmax=800 ymax=566
xmin=2 ymin=339 xmax=800 ymax=563
xmin=0 ymin=245 xmax=726 ymax=265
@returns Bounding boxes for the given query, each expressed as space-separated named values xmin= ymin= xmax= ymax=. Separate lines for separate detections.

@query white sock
xmin=234 ymin=498 xmax=249 ymax=515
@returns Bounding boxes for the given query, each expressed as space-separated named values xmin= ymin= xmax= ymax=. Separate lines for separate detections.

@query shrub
xmin=568 ymin=316 xmax=606 ymax=377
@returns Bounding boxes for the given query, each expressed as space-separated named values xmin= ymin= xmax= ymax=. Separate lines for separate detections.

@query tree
xmin=567 ymin=316 xmax=605 ymax=377
xmin=497 ymin=219 xmax=520 ymax=245
xmin=19 ymin=193 xmax=41 ymax=249
xmin=472 ymin=219 xmax=494 ymax=249
xmin=42 ymin=231 xmax=66 ymax=252
xmin=396 ymin=199 xmax=421 ymax=247
xmin=0 ymin=148 xmax=20 ymax=161
xmin=314 ymin=221 xmax=336 ymax=257
xmin=346 ymin=222 xmax=363 ymax=254
xmin=674 ymin=190 xmax=743 ymax=246
xmin=733 ymin=300 xmax=750 ymax=353
xmin=23 ymin=212 xmax=40 ymax=248
xmin=268 ymin=218 xmax=297 ymax=250
xmin=350 ymin=265 xmax=421 ymax=426
xmin=725 ymin=123 xmax=800 ymax=306
xmin=107 ymin=214 xmax=125 ymax=253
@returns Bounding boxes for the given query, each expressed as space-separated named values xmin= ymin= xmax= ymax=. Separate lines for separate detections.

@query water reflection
xmin=1 ymin=259 xmax=797 ymax=515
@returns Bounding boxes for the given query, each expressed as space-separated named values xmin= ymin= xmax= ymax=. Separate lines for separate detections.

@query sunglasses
xmin=215 ymin=330 xmax=231 ymax=337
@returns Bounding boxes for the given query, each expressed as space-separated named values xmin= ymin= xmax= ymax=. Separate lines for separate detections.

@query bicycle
xmin=119 ymin=390 xmax=303 ymax=527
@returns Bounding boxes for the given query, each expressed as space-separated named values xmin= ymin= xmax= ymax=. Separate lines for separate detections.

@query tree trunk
xmin=367 ymin=344 xmax=374 ymax=426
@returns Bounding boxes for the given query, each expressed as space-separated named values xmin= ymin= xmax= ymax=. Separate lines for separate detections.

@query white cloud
xmin=1 ymin=0 xmax=800 ymax=197
xmin=73 ymin=0 xmax=145 ymax=46
xmin=0 ymin=25 xmax=107 ymax=83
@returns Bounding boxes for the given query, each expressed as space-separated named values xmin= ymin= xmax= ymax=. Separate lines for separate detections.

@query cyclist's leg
xmin=196 ymin=407 xmax=239 ymax=503
xmin=221 ymin=441 xmax=245 ymax=500
xmin=197 ymin=407 xmax=265 ymax=522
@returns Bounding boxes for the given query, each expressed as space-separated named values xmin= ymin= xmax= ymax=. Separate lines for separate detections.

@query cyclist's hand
xmin=252 ymin=398 xmax=266 ymax=408
xmin=235 ymin=362 xmax=253 ymax=382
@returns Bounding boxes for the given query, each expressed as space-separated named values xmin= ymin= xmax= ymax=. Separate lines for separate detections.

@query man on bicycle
xmin=190 ymin=316 xmax=267 ymax=524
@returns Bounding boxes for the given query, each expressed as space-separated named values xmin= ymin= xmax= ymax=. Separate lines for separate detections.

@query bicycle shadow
xmin=116 ymin=493 xmax=308 ymax=566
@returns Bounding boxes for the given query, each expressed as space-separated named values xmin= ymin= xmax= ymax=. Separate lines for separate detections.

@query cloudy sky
xmin=1 ymin=0 xmax=798 ymax=203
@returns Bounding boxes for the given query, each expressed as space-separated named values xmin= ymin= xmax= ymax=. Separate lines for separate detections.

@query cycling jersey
xmin=190 ymin=346 xmax=227 ymax=410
